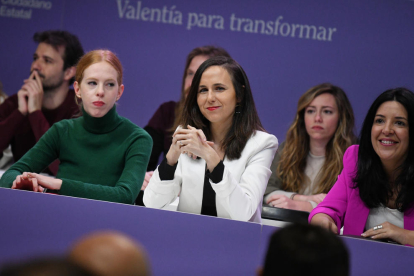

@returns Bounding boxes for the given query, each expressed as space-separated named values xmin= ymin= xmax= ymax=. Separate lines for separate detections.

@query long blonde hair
xmin=278 ymin=83 xmax=356 ymax=194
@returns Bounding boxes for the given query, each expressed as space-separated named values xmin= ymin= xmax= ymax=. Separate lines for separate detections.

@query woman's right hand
xmin=12 ymin=173 xmax=44 ymax=192
xmin=165 ymin=129 xmax=187 ymax=166
xmin=310 ymin=213 xmax=338 ymax=234
xmin=141 ymin=171 xmax=154 ymax=190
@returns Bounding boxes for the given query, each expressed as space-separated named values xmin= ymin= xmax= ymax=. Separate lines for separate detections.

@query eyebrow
xmin=307 ymin=105 xmax=335 ymax=109
xmin=375 ymin=114 xmax=408 ymax=121
xmin=34 ymin=53 xmax=55 ymax=62
xmin=85 ymin=77 xmax=116 ymax=82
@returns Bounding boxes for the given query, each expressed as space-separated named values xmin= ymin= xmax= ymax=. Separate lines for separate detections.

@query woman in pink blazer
xmin=310 ymin=88 xmax=414 ymax=246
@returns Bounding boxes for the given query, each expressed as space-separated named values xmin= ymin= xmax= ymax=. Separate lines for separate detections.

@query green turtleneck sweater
xmin=0 ymin=106 xmax=152 ymax=204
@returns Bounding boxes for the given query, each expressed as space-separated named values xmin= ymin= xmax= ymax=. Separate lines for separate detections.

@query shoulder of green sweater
xmin=49 ymin=117 xmax=81 ymax=131
xmin=119 ymin=116 xmax=152 ymax=140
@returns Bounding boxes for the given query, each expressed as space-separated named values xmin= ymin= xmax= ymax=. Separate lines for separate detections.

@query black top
xmin=159 ymin=158 xmax=225 ymax=217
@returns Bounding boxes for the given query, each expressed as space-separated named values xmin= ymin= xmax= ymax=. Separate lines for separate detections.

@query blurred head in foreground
xmin=69 ymin=231 xmax=150 ymax=276
xmin=0 ymin=257 xmax=94 ymax=276
xmin=259 ymin=223 xmax=349 ymax=276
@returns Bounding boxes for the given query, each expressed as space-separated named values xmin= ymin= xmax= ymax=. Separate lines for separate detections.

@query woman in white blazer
xmin=143 ymin=57 xmax=278 ymax=222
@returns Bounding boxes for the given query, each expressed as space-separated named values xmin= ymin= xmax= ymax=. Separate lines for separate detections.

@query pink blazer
xmin=309 ymin=145 xmax=414 ymax=235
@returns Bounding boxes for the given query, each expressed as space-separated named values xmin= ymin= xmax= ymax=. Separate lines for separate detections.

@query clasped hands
xmin=166 ymin=125 xmax=220 ymax=171
xmin=12 ymin=172 xmax=62 ymax=192
xmin=17 ymin=70 xmax=44 ymax=115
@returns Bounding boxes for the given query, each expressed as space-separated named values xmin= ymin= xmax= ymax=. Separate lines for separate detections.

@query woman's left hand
xmin=174 ymin=125 xmax=208 ymax=158
xmin=295 ymin=193 xmax=327 ymax=204
xmin=362 ymin=221 xmax=411 ymax=245
xmin=268 ymin=194 xmax=313 ymax=212
xmin=23 ymin=172 xmax=63 ymax=191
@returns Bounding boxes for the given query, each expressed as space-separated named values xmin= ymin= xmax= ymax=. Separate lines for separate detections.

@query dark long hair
xmin=355 ymin=87 xmax=414 ymax=211
xmin=180 ymin=56 xmax=264 ymax=160
xmin=169 ymin=46 xmax=231 ymax=132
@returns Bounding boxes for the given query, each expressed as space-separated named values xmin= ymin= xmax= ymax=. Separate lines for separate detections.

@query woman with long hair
xmin=144 ymin=46 xmax=231 ymax=171
xmin=0 ymin=50 xmax=152 ymax=204
xmin=264 ymin=83 xmax=356 ymax=212
xmin=136 ymin=46 xmax=230 ymax=205
xmin=144 ymin=56 xmax=278 ymax=222
xmin=311 ymin=88 xmax=414 ymax=245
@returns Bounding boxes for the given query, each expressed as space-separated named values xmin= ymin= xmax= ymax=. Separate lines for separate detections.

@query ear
xmin=74 ymin=81 xmax=81 ymax=98
xmin=117 ymin=84 xmax=124 ymax=101
xmin=63 ymin=66 xmax=76 ymax=82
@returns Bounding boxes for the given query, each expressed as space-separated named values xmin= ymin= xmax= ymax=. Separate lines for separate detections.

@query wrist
xmin=18 ymin=108 xmax=28 ymax=116
xmin=28 ymin=107 xmax=41 ymax=114
xmin=292 ymin=194 xmax=306 ymax=201
xmin=166 ymin=151 xmax=179 ymax=166
xmin=205 ymin=150 xmax=220 ymax=172
xmin=295 ymin=200 xmax=313 ymax=212
xmin=53 ymin=179 xmax=63 ymax=190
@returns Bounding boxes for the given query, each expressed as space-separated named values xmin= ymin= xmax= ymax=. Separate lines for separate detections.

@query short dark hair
xmin=356 ymin=87 xmax=414 ymax=211
xmin=33 ymin=30 xmax=84 ymax=84
xmin=263 ymin=224 xmax=349 ymax=276
xmin=180 ymin=56 xmax=264 ymax=160
xmin=0 ymin=257 xmax=95 ymax=276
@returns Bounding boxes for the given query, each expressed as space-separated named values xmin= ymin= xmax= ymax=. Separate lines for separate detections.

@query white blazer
xmin=143 ymin=131 xmax=278 ymax=223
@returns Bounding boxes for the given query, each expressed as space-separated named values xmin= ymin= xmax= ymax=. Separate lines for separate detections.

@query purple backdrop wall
xmin=1 ymin=0 xmax=413 ymax=142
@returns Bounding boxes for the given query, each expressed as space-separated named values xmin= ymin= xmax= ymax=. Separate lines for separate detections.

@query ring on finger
xmin=179 ymin=141 xmax=183 ymax=146
xmin=373 ymin=225 xmax=383 ymax=230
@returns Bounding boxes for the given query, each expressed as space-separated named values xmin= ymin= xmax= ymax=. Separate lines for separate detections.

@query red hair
xmin=75 ymin=50 xmax=123 ymax=85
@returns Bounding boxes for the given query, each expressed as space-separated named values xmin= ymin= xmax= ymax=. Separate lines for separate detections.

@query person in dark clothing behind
xmin=0 ymin=30 xmax=84 ymax=175
xmin=0 ymin=50 xmax=152 ymax=204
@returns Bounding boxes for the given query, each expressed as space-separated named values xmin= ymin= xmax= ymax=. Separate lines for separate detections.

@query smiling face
xmin=184 ymin=55 xmax=209 ymax=93
xmin=304 ymin=93 xmax=339 ymax=146
xmin=74 ymin=61 xmax=124 ymax=118
xmin=196 ymin=66 xmax=237 ymax=129
xmin=371 ymin=101 xmax=409 ymax=171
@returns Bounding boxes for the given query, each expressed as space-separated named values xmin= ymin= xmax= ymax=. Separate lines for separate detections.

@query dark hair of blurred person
xmin=259 ymin=224 xmax=349 ymax=276
xmin=0 ymin=257 xmax=95 ymax=276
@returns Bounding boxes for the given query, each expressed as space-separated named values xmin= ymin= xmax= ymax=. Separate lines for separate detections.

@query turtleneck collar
xmin=81 ymin=105 xmax=122 ymax=134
